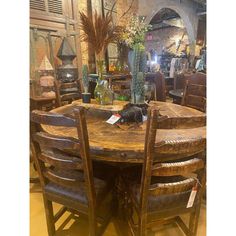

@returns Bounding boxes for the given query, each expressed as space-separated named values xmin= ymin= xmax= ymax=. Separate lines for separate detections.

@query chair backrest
xmin=140 ymin=107 xmax=206 ymax=215
xmin=145 ymin=72 xmax=166 ymax=101
xmin=30 ymin=107 xmax=96 ymax=210
xmin=55 ymin=80 xmax=81 ymax=107
xmin=109 ymin=75 xmax=132 ymax=98
xmin=187 ymin=72 xmax=206 ymax=86
xmin=181 ymin=80 xmax=206 ymax=112
xmin=174 ymin=72 xmax=206 ymax=90
xmin=174 ymin=73 xmax=186 ymax=90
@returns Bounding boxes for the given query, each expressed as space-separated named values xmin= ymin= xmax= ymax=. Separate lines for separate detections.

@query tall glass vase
xmin=94 ymin=60 xmax=104 ymax=103
xmin=94 ymin=59 xmax=113 ymax=105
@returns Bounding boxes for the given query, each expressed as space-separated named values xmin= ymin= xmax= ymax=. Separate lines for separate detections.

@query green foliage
xmin=139 ymin=50 xmax=147 ymax=74
xmin=121 ymin=15 xmax=152 ymax=49
xmin=136 ymin=72 xmax=145 ymax=97
xmin=130 ymin=44 xmax=146 ymax=104
xmin=82 ymin=65 xmax=89 ymax=93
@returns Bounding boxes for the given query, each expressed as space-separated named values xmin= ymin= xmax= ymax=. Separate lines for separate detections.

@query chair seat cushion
xmin=44 ymin=171 xmax=109 ymax=206
xmin=130 ymin=183 xmax=194 ymax=213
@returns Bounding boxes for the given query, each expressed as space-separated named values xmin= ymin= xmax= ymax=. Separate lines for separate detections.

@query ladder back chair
xmin=181 ymin=80 xmax=206 ymax=112
xmin=110 ymin=79 xmax=131 ymax=98
xmin=145 ymin=72 xmax=166 ymax=102
xmin=174 ymin=72 xmax=186 ymax=90
xmin=30 ymin=107 xmax=114 ymax=236
xmin=123 ymin=107 xmax=206 ymax=236
xmin=55 ymin=80 xmax=81 ymax=107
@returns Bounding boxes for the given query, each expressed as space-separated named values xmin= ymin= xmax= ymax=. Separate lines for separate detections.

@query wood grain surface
xmin=43 ymin=101 xmax=206 ymax=163
xmin=72 ymin=99 xmax=129 ymax=112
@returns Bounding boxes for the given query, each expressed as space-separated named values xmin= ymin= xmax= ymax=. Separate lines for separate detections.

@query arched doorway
xmin=146 ymin=8 xmax=190 ymax=56
xmin=145 ymin=8 xmax=190 ymax=75
xmin=145 ymin=6 xmax=196 ymax=46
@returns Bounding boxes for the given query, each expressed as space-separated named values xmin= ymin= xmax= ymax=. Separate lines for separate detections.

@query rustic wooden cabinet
xmin=30 ymin=0 xmax=82 ymax=80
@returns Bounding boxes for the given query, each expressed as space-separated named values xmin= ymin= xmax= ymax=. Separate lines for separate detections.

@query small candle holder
xmin=82 ymin=93 xmax=91 ymax=103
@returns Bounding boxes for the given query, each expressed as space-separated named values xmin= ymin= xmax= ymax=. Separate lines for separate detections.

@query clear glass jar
xmin=94 ymin=80 xmax=113 ymax=105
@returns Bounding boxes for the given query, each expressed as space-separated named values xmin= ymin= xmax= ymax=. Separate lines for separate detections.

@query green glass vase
xmin=94 ymin=79 xmax=113 ymax=105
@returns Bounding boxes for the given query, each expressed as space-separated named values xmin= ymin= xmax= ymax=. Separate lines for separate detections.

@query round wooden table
xmin=43 ymin=101 xmax=206 ymax=163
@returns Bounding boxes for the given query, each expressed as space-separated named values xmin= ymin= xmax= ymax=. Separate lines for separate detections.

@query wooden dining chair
xmin=55 ymin=79 xmax=81 ymax=107
xmin=181 ymin=80 xmax=206 ymax=112
xmin=123 ymin=107 xmax=206 ymax=236
xmin=108 ymin=74 xmax=132 ymax=99
xmin=30 ymin=107 xmax=114 ymax=236
xmin=174 ymin=72 xmax=186 ymax=90
xmin=188 ymin=72 xmax=206 ymax=86
xmin=174 ymin=72 xmax=206 ymax=90
xmin=145 ymin=72 xmax=166 ymax=102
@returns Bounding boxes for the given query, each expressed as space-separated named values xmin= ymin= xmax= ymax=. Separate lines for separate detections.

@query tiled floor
xmin=30 ymin=184 xmax=206 ymax=236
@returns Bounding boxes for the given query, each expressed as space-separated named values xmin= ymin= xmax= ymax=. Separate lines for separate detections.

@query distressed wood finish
xmin=149 ymin=101 xmax=206 ymax=129
xmin=124 ymin=107 xmax=206 ymax=236
xmin=145 ymin=72 xmax=166 ymax=101
xmin=72 ymin=99 xmax=129 ymax=112
xmin=31 ymin=107 xmax=113 ymax=236
xmin=182 ymin=81 xmax=207 ymax=112
xmin=30 ymin=96 xmax=56 ymax=111
xmin=110 ymin=79 xmax=132 ymax=97
xmin=55 ymin=80 xmax=81 ymax=107
xmin=43 ymin=102 xmax=206 ymax=163
xmin=152 ymin=158 xmax=204 ymax=176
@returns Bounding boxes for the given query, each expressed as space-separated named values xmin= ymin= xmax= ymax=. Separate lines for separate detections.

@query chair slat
xmin=31 ymin=110 xmax=76 ymax=127
xmin=185 ymin=95 xmax=206 ymax=112
xmin=44 ymin=169 xmax=85 ymax=188
xmin=59 ymin=81 xmax=79 ymax=89
xmin=40 ymin=149 xmax=83 ymax=170
xmin=55 ymin=80 xmax=81 ymax=107
xmin=182 ymin=79 xmax=206 ymax=112
xmin=187 ymin=84 xmax=206 ymax=97
xmin=152 ymin=158 xmax=204 ymax=176
xmin=149 ymin=178 xmax=196 ymax=196
xmin=61 ymin=93 xmax=80 ymax=102
xmin=33 ymin=132 xmax=80 ymax=150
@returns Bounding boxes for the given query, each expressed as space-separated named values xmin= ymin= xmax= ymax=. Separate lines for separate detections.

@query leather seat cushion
xmin=130 ymin=184 xmax=195 ymax=212
xmin=44 ymin=172 xmax=108 ymax=205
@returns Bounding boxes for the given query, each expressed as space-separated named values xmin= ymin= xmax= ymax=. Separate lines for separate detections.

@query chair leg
xmin=189 ymin=205 xmax=201 ymax=236
xmin=43 ymin=197 xmax=55 ymax=236
xmin=138 ymin=217 xmax=147 ymax=236
xmin=88 ymin=214 xmax=96 ymax=236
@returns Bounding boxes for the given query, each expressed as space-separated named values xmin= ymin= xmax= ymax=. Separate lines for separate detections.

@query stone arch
xmin=144 ymin=3 xmax=196 ymax=46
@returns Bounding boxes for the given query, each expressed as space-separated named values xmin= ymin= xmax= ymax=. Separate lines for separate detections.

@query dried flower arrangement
xmin=79 ymin=10 xmax=123 ymax=63
xmin=121 ymin=14 xmax=151 ymax=49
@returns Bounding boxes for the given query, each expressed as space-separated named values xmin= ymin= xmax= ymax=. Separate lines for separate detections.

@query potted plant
xmin=121 ymin=15 xmax=151 ymax=104
xmin=81 ymin=65 xmax=91 ymax=103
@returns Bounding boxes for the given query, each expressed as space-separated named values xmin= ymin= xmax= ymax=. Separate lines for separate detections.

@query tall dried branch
xmin=120 ymin=0 xmax=135 ymax=19
xmin=79 ymin=10 xmax=123 ymax=58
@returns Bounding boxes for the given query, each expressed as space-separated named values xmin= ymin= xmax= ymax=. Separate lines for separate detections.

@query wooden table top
xmin=43 ymin=101 xmax=206 ymax=163
xmin=72 ymin=99 xmax=129 ymax=112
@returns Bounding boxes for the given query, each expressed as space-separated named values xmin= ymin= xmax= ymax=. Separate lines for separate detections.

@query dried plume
xmin=79 ymin=10 xmax=123 ymax=58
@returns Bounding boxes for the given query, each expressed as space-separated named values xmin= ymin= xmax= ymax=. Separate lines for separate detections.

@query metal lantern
xmin=56 ymin=37 xmax=78 ymax=83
